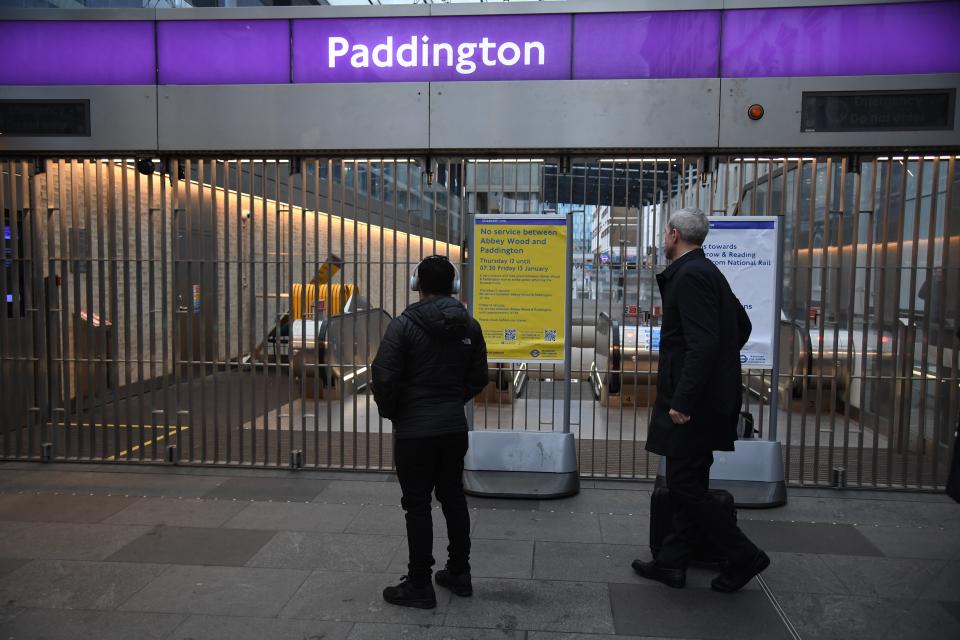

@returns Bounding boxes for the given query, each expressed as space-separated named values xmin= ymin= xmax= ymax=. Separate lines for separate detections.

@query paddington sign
xmin=293 ymin=15 xmax=570 ymax=83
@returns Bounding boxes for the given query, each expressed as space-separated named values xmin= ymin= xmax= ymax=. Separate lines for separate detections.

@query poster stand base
xmin=463 ymin=431 xmax=579 ymax=499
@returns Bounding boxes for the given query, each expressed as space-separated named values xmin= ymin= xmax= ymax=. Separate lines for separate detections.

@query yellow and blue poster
xmin=472 ymin=215 xmax=569 ymax=363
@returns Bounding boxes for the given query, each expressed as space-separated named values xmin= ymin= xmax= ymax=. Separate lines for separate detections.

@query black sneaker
xmin=382 ymin=575 xmax=437 ymax=609
xmin=435 ymin=569 xmax=473 ymax=597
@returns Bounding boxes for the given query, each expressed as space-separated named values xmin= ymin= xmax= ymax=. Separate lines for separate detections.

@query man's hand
xmin=669 ymin=409 xmax=691 ymax=425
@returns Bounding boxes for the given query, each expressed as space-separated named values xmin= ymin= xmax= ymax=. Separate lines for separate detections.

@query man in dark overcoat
xmin=633 ymin=207 xmax=770 ymax=593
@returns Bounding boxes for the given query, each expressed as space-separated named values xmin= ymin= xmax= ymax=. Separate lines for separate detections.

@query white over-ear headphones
xmin=410 ymin=255 xmax=461 ymax=294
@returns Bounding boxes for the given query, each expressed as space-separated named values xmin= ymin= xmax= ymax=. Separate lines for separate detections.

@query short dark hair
xmin=418 ymin=256 xmax=455 ymax=295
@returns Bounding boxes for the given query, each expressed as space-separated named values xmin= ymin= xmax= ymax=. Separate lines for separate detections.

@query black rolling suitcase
xmin=650 ymin=487 xmax=737 ymax=564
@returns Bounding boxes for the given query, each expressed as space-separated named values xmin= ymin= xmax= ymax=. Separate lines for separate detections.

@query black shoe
xmin=711 ymin=550 xmax=770 ymax=593
xmin=631 ymin=559 xmax=686 ymax=588
xmin=435 ymin=569 xmax=473 ymax=597
xmin=382 ymin=575 xmax=437 ymax=609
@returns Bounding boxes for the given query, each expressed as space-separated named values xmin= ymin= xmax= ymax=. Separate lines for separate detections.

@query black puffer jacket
xmin=371 ymin=296 xmax=488 ymax=439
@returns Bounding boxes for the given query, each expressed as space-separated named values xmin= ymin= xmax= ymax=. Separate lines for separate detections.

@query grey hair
xmin=667 ymin=207 xmax=710 ymax=246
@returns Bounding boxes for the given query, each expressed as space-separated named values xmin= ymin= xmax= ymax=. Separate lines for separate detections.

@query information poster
xmin=472 ymin=215 xmax=569 ymax=363
xmin=704 ymin=217 xmax=779 ymax=369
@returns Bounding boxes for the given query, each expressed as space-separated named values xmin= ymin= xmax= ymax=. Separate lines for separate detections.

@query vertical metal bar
xmin=917 ymin=156 xmax=939 ymax=488
xmin=0 ymin=161 xmax=11 ymax=459
xmin=351 ymin=159 xmax=359 ymax=468
xmin=888 ymin=159 xmax=910 ymax=487
xmin=26 ymin=162 xmax=43 ymax=460
xmin=161 ymin=162 xmax=173 ymax=463
xmin=326 ymin=159 xmax=334 ymax=467
xmin=812 ymin=158 xmax=833 ymax=483
xmin=197 ymin=159 xmax=208 ymax=464
xmin=338 ymin=159 xmax=347 ymax=468
xmin=871 ymin=158 xmax=894 ymax=486
xmin=855 ymin=158 xmax=878 ymax=486
xmin=275 ymin=160 xmax=283 ymax=467
xmin=142 ymin=170 xmax=154 ymax=459
xmin=222 ymin=160 xmax=232 ymax=464
xmin=123 ymin=162 xmax=136 ymax=460
xmin=44 ymin=162 xmax=60 ymax=460
xmin=147 ymin=170 xmax=159 ymax=460
xmin=840 ymin=157 xmax=861 ymax=482
xmin=933 ymin=156 xmax=958 ymax=486
xmin=106 ymin=161 xmax=121 ymax=460
xmin=209 ymin=160 xmax=220 ymax=464
xmin=906 ymin=157 xmax=927 ymax=488
xmin=284 ymin=159 xmax=295 ymax=468
xmin=312 ymin=159 xmax=321 ymax=468
xmin=58 ymin=160 xmax=71 ymax=459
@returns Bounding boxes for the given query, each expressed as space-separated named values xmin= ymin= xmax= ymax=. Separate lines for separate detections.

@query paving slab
xmin=940 ymin=600 xmax=960 ymax=624
xmin=119 ymin=565 xmax=310 ymax=617
xmin=347 ymin=504 xmax=453 ymax=536
xmin=609 ymin=582 xmax=789 ymax=640
xmin=749 ymin=496 xmax=960 ymax=530
xmin=201 ymin=476 xmax=329 ymax=502
xmin=539 ymin=489 xmax=650 ymax=515
xmin=472 ymin=510 xmax=602 ymax=543
xmin=388 ymin=537 xmax=535 ymax=580
xmin=880 ymin=599 xmax=960 ymax=640
xmin=347 ymin=623 xmax=525 ymax=640
xmin=528 ymin=634 xmax=681 ymax=640
xmin=920 ymin=560 xmax=960 ymax=602
xmin=442 ymin=578 xmax=614 ymax=634
xmin=857 ymin=524 xmax=960 ymax=560
xmin=820 ymin=555 xmax=945 ymax=599
xmin=107 ymin=525 xmax=274 ymax=566
xmin=247 ymin=531 xmax=402 ymax=571
xmin=757 ymin=553 xmax=849 ymax=595
xmin=0 ymin=521 xmax=34 ymax=539
xmin=776 ymin=592 xmax=959 ymax=640
xmin=222 ymin=500 xmax=363 ymax=532
xmin=468 ymin=496 xmax=540 ymax=512
xmin=598 ymin=514 xmax=650 ymax=546
xmin=317 ymin=480 xmax=403 ymax=505
xmin=0 ymin=559 xmax=166 ymax=611
xmin=0 ymin=522 xmax=150 ymax=561
xmin=280 ymin=570 xmax=450 ymax=624
xmin=167 ymin=614 xmax=352 ymax=640
xmin=103 ymin=497 xmax=248 ymax=528
xmin=0 ymin=557 xmax=29 ymax=578
xmin=0 ymin=470 xmax=226 ymax=497
xmin=0 ymin=493 xmax=139 ymax=524
xmin=534 ymin=541 xmax=645 ymax=583
xmin=0 ymin=609 xmax=185 ymax=640
xmin=740 ymin=519 xmax=884 ymax=556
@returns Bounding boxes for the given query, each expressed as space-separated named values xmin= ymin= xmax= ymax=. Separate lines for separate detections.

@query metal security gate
xmin=1 ymin=154 xmax=958 ymax=490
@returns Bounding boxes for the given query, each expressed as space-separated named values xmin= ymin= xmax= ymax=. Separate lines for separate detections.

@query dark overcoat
xmin=646 ymin=249 xmax=752 ymax=457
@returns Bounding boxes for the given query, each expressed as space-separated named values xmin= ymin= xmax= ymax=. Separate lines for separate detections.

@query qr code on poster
xmin=504 ymin=329 xmax=517 ymax=342
xmin=544 ymin=330 xmax=557 ymax=342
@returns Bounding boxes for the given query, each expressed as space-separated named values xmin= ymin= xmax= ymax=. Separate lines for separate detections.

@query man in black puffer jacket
xmin=372 ymin=255 xmax=488 ymax=609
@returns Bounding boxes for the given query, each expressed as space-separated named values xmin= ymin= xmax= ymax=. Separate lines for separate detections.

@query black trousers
xmin=394 ymin=431 xmax=471 ymax=585
xmin=657 ymin=451 xmax=760 ymax=569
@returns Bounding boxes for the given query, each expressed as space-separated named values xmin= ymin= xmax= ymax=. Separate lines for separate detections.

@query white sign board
xmin=704 ymin=217 xmax=779 ymax=369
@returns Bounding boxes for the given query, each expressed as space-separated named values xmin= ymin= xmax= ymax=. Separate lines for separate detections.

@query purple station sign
xmin=0 ymin=20 xmax=154 ymax=85
xmin=1 ymin=1 xmax=958 ymax=86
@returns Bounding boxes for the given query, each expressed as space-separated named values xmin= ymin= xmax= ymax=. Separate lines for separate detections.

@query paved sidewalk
xmin=0 ymin=462 xmax=957 ymax=640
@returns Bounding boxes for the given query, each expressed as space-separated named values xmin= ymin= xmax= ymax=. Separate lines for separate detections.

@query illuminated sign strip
xmin=0 ymin=2 xmax=958 ymax=86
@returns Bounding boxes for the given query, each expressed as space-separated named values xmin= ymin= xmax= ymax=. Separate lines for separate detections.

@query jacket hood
xmin=403 ymin=296 xmax=470 ymax=339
